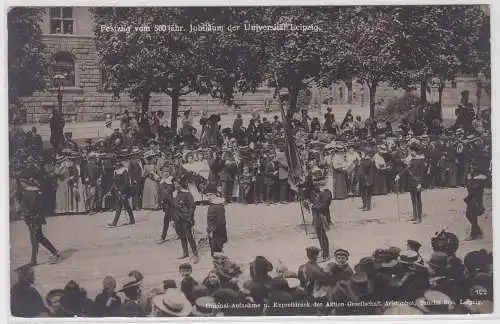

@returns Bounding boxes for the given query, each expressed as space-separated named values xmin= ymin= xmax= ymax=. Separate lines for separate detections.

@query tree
xmin=92 ymin=7 xmax=264 ymax=132
xmin=254 ymin=7 xmax=340 ymax=115
xmin=334 ymin=7 xmax=401 ymax=120
xmin=390 ymin=5 xmax=486 ymax=110
xmin=8 ymin=8 xmax=48 ymax=105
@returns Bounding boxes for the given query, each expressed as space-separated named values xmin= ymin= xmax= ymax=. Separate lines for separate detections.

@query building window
xmin=451 ymin=80 xmax=457 ymax=89
xmin=52 ymin=52 xmax=75 ymax=87
xmin=49 ymin=7 xmax=74 ymax=34
xmin=338 ymin=87 xmax=344 ymax=99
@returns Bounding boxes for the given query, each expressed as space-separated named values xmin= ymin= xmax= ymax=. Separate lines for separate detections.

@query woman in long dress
xmin=71 ymin=155 xmax=87 ymax=213
xmin=142 ymin=153 xmax=160 ymax=209
xmin=331 ymin=144 xmax=348 ymax=200
xmin=54 ymin=156 xmax=73 ymax=214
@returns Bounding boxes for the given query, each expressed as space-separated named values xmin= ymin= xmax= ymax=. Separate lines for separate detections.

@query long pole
xmin=297 ymin=197 xmax=308 ymax=236
xmin=274 ymin=72 xmax=307 ymax=236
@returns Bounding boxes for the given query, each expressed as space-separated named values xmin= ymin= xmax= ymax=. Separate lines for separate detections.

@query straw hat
xmin=191 ymin=296 xmax=216 ymax=317
xmin=152 ymin=289 xmax=192 ymax=317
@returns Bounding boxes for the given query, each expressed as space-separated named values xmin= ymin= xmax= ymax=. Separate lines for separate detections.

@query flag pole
xmin=274 ymin=72 xmax=308 ymax=236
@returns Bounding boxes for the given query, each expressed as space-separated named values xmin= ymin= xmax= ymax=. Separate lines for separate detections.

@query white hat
xmin=286 ymin=278 xmax=300 ymax=289
xmin=152 ymin=289 xmax=192 ymax=317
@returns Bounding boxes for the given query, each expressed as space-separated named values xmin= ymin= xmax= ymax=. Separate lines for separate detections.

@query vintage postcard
xmin=7 ymin=4 xmax=493 ymax=318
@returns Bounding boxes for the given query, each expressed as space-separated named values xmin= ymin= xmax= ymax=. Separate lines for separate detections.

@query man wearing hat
xmin=172 ymin=178 xmax=198 ymax=260
xmin=17 ymin=169 xmax=61 ymax=265
xmin=106 ymin=159 xmax=135 ymax=227
xmin=327 ymin=248 xmax=353 ymax=283
xmin=156 ymin=176 xmax=175 ymax=244
xmin=118 ymin=273 xmax=146 ymax=317
xmin=11 ymin=265 xmax=49 ymax=317
xmin=206 ymin=194 xmax=228 ymax=256
xmin=83 ymin=152 xmax=100 ymax=214
xmin=311 ymin=183 xmax=332 ymax=261
xmin=128 ymin=148 xmax=144 ymax=211
xmin=463 ymin=162 xmax=486 ymax=241
xmin=357 ymin=147 xmax=375 ymax=211
xmin=151 ymin=289 xmax=192 ymax=317
xmin=395 ymin=140 xmax=426 ymax=224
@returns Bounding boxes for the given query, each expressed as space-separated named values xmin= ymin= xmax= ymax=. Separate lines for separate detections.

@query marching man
xmin=395 ymin=140 xmax=426 ymax=224
xmin=172 ymin=177 xmax=199 ymax=261
xmin=107 ymin=159 xmax=136 ymax=227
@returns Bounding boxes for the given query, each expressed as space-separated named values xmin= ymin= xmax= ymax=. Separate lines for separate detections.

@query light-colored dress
xmin=142 ymin=164 xmax=160 ymax=209
xmin=332 ymin=153 xmax=348 ymax=200
xmin=54 ymin=164 xmax=72 ymax=214
xmin=74 ymin=164 xmax=87 ymax=213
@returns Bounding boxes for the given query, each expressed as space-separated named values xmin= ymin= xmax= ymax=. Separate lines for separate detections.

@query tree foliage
xmin=8 ymin=7 xmax=48 ymax=105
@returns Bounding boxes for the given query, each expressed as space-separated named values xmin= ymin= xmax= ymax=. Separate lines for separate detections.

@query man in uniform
xmin=311 ymin=182 xmax=332 ymax=261
xmin=172 ymin=177 xmax=198 ymax=261
xmin=83 ymin=152 xmax=100 ymax=214
xmin=395 ymin=141 xmax=426 ymax=224
xmin=463 ymin=162 xmax=486 ymax=241
xmin=16 ymin=165 xmax=61 ymax=265
xmin=106 ymin=159 xmax=135 ymax=227
xmin=128 ymin=148 xmax=144 ymax=211
xmin=157 ymin=176 xmax=175 ymax=244
xmin=358 ymin=147 xmax=375 ymax=211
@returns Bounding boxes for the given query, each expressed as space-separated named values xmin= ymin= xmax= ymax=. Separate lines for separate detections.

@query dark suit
xmin=173 ymin=190 xmax=197 ymax=257
xmin=207 ymin=203 xmax=227 ymax=256
xmin=110 ymin=169 xmax=135 ymax=226
xmin=464 ymin=175 xmax=485 ymax=239
xmin=399 ymin=157 xmax=426 ymax=222
xmin=312 ymin=190 xmax=331 ymax=259
xmin=158 ymin=182 xmax=174 ymax=240
xmin=128 ymin=158 xmax=143 ymax=210
xmin=358 ymin=158 xmax=375 ymax=210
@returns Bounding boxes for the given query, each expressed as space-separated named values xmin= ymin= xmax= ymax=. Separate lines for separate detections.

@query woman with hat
xmin=54 ymin=154 xmax=77 ymax=214
xmin=57 ymin=280 xmax=94 ymax=317
xmin=142 ymin=151 xmax=160 ymax=210
xmin=206 ymin=194 xmax=228 ymax=256
xmin=331 ymin=144 xmax=348 ymax=200
xmin=395 ymin=140 xmax=426 ymax=224
xmin=118 ymin=275 xmax=146 ymax=317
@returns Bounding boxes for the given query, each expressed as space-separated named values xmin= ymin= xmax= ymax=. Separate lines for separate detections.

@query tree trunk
xmin=368 ymin=83 xmax=377 ymax=120
xmin=287 ymin=83 xmax=299 ymax=115
xmin=345 ymin=79 xmax=353 ymax=104
xmin=438 ymin=82 xmax=445 ymax=120
xmin=141 ymin=91 xmax=150 ymax=113
xmin=476 ymin=81 xmax=482 ymax=114
xmin=140 ymin=90 xmax=151 ymax=136
xmin=420 ymin=79 xmax=427 ymax=104
xmin=169 ymin=75 xmax=181 ymax=132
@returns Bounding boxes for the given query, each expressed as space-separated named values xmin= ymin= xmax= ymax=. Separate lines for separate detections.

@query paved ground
xmin=10 ymin=187 xmax=492 ymax=300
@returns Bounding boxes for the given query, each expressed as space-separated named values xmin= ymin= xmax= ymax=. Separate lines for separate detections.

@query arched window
xmin=52 ymin=52 xmax=75 ymax=87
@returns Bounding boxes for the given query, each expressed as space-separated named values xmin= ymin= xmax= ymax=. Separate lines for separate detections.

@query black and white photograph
xmin=7 ymin=4 xmax=493 ymax=318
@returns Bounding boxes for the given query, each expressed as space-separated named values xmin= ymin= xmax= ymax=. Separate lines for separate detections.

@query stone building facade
xmin=18 ymin=7 xmax=489 ymax=124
